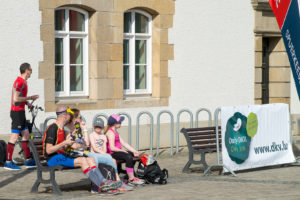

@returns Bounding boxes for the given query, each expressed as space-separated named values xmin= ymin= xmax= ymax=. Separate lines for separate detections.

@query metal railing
xmin=136 ymin=111 xmax=154 ymax=155
xmin=156 ymin=110 xmax=174 ymax=156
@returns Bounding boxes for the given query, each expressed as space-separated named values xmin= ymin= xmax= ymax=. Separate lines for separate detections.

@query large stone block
xmin=255 ymin=67 xmax=262 ymax=83
xmin=269 ymin=37 xmax=286 ymax=52
xmin=112 ymin=27 xmax=123 ymax=44
xmin=44 ymin=101 xmax=57 ymax=112
xmin=152 ymin=43 xmax=161 ymax=63
xmin=40 ymin=24 xmax=54 ymax=43
xmin=254 ymin=11 xmax=280 ymax=33
xmin=255 ymin=36 xmax=262 ymax=52
xmin=269 ymin=83 xmax=290 ymax=98
xmin=269 ymin=97 xmax=290 ymax=104
xmin=255 ymin=52 xmax=262 ymax=67
xmin=160 ymin=44 xmax=174 ymax=61
xmin=152 ymin=28 xmax=160 ymax=44
xmin=160 ymin=77 xmax=171 ymax=97
xmin=89 ymin=61 xmax=108 ymax=78
xmin=111 ymin=12 xmax=123 ymax=28
xmin=160 ymin=15 xmax=173 ymax=29
xmin=160 ymin=29 xmax=168 ymax=44
xmin=93 ymin=78 xmax=114 ymax=99
xmin=269 ymin=67 xmax=291 ymax=82
xmin=41 ymin=8 xmax=54 ymax=24
xmin=152 ymin=76 xmax=160 ymax=98
xmin=254 ymin=83 xmax=262 ymax=99
xmin=269 ymin=52 xmax=290 ymax=67
xmin=108 ymin=61 xmax=123 ymax=78
xmin=39 ymin=61 xmax=55 ymax=79
xmin=110 ymin=44 xmax=123 ymax=61
xmin=89 ymin=43 xmax=98 ymax=60
xmin=98 ymin=43 xmax=111 ymax=60
xmin=113 ymin=78 xmax=123 ymax=99
xmin=43 ymin=42 xmax=55 ymax=61
xmin=152 ymin=62 xmax=161 ymax=76
xmin=44 ymin=79 xmax=55 ymax=102
xmin=160 ymin=61 xmax=168 ymax=77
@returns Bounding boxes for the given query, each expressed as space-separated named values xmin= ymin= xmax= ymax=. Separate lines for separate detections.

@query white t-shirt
xmin=89 ymin=132 xmax=107 ymax=153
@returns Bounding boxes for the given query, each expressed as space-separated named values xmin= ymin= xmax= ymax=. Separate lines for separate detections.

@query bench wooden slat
xmin=189 ymin=134 xmax=221 ymax=140
xmin=184 ymin=126 xmax=221 ymax=132
xmin=191 ymin=139 xmax=220 ymax=145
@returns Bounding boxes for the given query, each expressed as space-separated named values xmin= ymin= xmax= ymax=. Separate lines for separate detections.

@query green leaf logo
xmin=225 ymin=112 xmax=251 ymax=164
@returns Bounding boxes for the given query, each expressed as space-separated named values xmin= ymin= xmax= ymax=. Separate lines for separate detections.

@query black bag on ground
xmin=0 ymin=140 xmax=7 ymax=166
xmin=98 ymin=163 xmax=116 ymax=181
xmin=136 ymin=160 xmax=168 ymax=184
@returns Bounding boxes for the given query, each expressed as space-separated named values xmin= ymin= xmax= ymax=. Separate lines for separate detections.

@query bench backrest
xmin=181 ymin=126 xmax=221 ymax=152
xmin=28 ymin=139 xmax=47 ymax=168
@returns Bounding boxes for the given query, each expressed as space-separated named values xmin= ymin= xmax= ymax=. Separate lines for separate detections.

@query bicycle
xmin=13 ymin=101 xmax=44 ymax=165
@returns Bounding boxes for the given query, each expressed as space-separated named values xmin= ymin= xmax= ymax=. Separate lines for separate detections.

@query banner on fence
xmin=221 ymin=103 xmax=295 ymax=172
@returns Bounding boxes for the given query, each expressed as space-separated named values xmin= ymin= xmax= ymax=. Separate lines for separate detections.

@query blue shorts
xmin=11 ymin=126 xmax=28 ymax=134
xmin=47 ymin=154 xmax=75 ymax=168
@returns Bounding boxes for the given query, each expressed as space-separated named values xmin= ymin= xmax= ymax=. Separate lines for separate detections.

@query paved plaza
xmin=1 ymin=135 xmax=300 ymax=200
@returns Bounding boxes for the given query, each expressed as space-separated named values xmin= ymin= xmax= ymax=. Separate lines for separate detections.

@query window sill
xmin=55 ymin=98 xmax=97 ymax=106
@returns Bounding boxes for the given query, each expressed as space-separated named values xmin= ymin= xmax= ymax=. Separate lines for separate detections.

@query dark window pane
xmin=69 ymin=10 xmax=85 ymax=31
xmin=55 ymin=10 xmax=65 ymax=31
xmin=123 ymin=65 xmax=129 ymax=90
xmin=55 ymin=65 xmax=64 ymax=91
xmin=135 ymin=13 xmax=148 ymax=33
xmin=70 ymin=65 xmax=83 ymax=91
xmin=124 ymin=12 xmax=131 ymax=33
xmin=55 ymin=38 xmax=63 ymax=64
xmin=135 ymin=40 xmax=146 ymax=64
xmin=70 ymin=38 xmax=83 ymax=64
xmin=123 ymin=40 xmax=129 ymax=64
xmin=135 ymin=65 xmax=146 ymax=89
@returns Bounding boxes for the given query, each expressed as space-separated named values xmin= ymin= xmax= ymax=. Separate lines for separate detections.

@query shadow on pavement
xmin=0 ymin=169 xmax=34 ymax=189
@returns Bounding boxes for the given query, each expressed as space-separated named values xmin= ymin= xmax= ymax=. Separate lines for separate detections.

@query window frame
xmin=55 ymin=7 xmax=89 ymax=97
xmin=123 ymin=10 xmax=152 ymax=95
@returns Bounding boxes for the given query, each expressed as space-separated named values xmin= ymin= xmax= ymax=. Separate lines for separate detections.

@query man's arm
xmin=46 ymin=134 xmax=74 ymax=155
xmin=13 ymin=91 xmax=39 ymax=103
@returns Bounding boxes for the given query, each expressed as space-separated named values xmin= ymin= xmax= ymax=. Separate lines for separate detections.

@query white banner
xmin=221 ymin=103 xmax=295 ymax=172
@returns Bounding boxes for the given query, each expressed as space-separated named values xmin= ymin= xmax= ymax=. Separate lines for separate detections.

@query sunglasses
xmin=56 ymin=108 xmax=74 ymax=116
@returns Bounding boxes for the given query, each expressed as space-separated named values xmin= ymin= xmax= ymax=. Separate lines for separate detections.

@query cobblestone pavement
xmin=1 ymin=135 xmax=300 ymax=200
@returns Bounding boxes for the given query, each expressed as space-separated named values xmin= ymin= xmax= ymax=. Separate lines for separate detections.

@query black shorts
xmin=10 ymin=110 xmax=27 ymax=133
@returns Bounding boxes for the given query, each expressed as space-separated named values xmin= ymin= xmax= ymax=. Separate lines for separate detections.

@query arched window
xmin=55 ymin=7 xmax=89 ymax=97
xmin=123 ymin=10 xmax=152 ymax=95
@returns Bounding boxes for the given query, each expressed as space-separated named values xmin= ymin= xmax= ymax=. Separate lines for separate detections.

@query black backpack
xmin=0 ymin=140 xmax=7 ymax=166
xmin=98 ymin=163 xmax=116 ymax=181
xmin=136 ymin=160 xmax=168 ymax=184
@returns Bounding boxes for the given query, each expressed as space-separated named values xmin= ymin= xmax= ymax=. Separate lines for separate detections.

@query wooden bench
xmin=28 ymin=139 xmax=140 ymax=195
xmin=180 ymin=126 xmax=221 ymax=173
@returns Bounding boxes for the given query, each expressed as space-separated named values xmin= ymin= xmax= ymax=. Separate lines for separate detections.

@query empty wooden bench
xmin=181 ymin=126 xmax=221 ymax=173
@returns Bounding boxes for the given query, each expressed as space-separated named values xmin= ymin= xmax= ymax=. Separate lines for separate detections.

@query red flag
xmin=269 ymin=0 xmax=291 ymax=29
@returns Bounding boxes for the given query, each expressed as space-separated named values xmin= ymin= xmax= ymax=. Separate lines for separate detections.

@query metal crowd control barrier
xmin=117 ymin=112 xmax=132 ymax=145
xmin=176 ymin=109 xmax=193 ymax=153
xmin=136 ymin=111 xmax=154 ymax=155
xmin=195 ymin=108 xmax=212 ymax=127
xmin=203 ymin=108 xmax=237 ymax=177
xmin=156 ymin=110 xmax=174 ymax=156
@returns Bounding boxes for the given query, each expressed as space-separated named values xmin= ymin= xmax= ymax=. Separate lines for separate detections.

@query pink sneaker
xmin=128 ymin=177 xmax=145 ymax=186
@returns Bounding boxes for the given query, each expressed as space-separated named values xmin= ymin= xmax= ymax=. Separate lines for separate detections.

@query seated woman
xmin=67 ymin=109 xmax=132 ymax=192
xmin=105 ymin=114 xmax=145 ymax=186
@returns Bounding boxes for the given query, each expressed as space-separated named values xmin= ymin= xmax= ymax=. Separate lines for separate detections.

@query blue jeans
xmin=87 ymin=152 xmax=117 ymax=173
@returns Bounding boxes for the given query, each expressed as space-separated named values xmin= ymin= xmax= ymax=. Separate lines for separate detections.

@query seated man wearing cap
xmin=42 ymin=105 xmax=121 ymax=194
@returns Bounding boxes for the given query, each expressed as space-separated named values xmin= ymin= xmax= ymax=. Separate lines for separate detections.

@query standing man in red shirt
xmin=4 ymin=63 xmax=39 ymax=170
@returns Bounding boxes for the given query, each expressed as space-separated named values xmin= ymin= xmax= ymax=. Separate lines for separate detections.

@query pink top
xmin=106 ymin=128 xmax=122 ymax=154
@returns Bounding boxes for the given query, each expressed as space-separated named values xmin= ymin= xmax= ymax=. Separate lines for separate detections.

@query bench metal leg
xmin=182 ymin=161 xmax=192 ymax=173
xmin=50 ymin=170 xmax=62 ymax=195
xmin=31 ymin=180 xmax=40 ymax=193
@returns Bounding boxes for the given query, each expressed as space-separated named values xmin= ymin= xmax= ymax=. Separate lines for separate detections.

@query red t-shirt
xmin=11 ymin=76 xmax=27 ymax=111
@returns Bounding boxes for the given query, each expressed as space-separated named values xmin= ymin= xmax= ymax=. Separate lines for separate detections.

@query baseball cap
xmin=93 ymin=118 xmax=104 ymax=128
xmin=107 ymin=114 xmax=125 ymax=126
